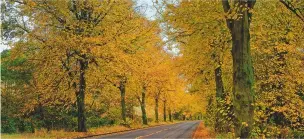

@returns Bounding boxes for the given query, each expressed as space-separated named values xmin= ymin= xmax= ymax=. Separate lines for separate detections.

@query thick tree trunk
xmin=119 ymin=80 xmax=127 ymax=123
xmin=215 ymin=66 xmax=225 ymax=132
xmin=231 ymin=5 xmax=254 ymax=138
xmin=163 ymin=100 xmax=167 ymax=122
xmin=76 ymin=60 xmax=87 ymax=132
xmin=155 ymin=98 xmax=159 ymax=123
xmin=140 ymin=87 xmax=148 ymax=125
xmin=222 ymin=0 xmax=255 ymax=137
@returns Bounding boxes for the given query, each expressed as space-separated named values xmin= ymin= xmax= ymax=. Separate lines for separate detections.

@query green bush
xmin=87 ymin=116 xmax=114 ymax=128
xmin=1 ymin=116 xmax=17 ymax=133
xmin=119 ymin=118 xmax=132 ymax=127
xmin=17 ymin=120 xmax=35 ymax=133
xmin=292 ymin=130 xmax=304 ymax=138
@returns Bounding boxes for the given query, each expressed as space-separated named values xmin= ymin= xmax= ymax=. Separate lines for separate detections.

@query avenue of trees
xmin=1 ymin=0 xmax=304 ymax=138
xmin=1 ymin=0 xmax=203 ymax=134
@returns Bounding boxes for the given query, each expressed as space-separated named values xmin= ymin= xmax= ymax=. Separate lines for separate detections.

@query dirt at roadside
xmin=192 ymin=121 xmax=215 ymax=138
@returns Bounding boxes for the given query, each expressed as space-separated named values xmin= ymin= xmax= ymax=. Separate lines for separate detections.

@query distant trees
xmin=163 ymin=0 xmax=233 ymax=133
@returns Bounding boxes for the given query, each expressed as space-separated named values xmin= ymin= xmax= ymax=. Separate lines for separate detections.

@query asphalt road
xmin=90 ymin=121 xmax=200 ymax=139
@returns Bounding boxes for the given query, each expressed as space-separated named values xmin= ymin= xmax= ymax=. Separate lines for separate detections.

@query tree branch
xmin=222 ymin=0 xmax=230 ymax=13
xmin=222 ymin=0 xmax=233 ymax=31
xmin=280 ymin=0 xmax=304 ymax=22
xmin=248 ymin=0 xmax=256 ymax=9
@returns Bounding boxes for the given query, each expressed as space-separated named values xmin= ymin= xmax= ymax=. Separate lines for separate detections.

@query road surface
xmin=90 ymin=121 xmax=200 ymax=139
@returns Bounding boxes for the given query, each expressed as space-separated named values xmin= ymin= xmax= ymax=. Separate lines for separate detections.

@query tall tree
xmin=153 ymin=88 xmax=161 ymax=123
xmin=222 ymin=0 xmax=256 ymax=137
xmin=119 ymin=78 xmax=127 ymax=123
xmin=163 ymin=93 xmax=167 ymax=122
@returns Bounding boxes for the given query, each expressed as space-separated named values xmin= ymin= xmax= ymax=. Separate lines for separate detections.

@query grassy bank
xmin=2 ymin=121 xmax=180 ymax=139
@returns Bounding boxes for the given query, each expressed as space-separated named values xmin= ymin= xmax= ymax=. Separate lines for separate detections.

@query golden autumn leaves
xmin=2 ymin=0 xmax=304 ymax=137
xmin=162 ymin=0 xmax=304 ymax=138
xmin=3 ymin=0 xmax=205 ymax=133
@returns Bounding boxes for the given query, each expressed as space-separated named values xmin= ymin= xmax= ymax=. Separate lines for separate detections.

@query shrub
xmin=1 ymin=116 xmax=17 ymax=133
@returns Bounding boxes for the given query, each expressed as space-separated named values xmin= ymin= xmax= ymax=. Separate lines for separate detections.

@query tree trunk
xmin=140 ymin=86 xmax=148 ymax=125
xmin=76 ymin=59 xmax=87 ymax=132
xmin=119 ymin=80 xmax=127 ymax=123
xmin=131 ymin=98 xmax=135 ymax=120
xmin=231 ymin=5 xmax=254 ymax=138
xmin=215 ymin=66 xmax=225 ymax=99
xmin=163 ymin=100 xmax=167 ymax=122
xmin=169 ymin=108 xmax=172 ymax=122
xmin=215 ymin=66 xmax=225 ymax=132
xmin=222 ymin=1 xmax=255 ymax=137
xmin=155 ymin=98 xmax=159 ymax=123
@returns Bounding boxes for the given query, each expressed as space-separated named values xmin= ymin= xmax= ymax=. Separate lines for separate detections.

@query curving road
xmin=89 ymin=121 xmax=200 ymax=139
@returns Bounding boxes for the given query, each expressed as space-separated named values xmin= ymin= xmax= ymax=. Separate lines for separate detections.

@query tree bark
xmin=222 ymin=0 xmax=255 ymax=137
xmin=139 ymin=86 xmax=148 ymax=125
xmin=155 ymin=97 xmax=159 ymax=123
xmin=163 ymin=100 xmax=167 ymax=122
xmin=215 ymin=66 xmax=225 ymax=132
xmin=169 ymin=108 xmax=172 ymax=122
xmin=215 ymin=66 xmax=225 ymax=99
xmin=231 ymin=4 xmax=254 ymax=138
xmin=76 ymin=59 xmax=87 ymax=132
xmin=119 ymin=80 xmax=127 ymax=123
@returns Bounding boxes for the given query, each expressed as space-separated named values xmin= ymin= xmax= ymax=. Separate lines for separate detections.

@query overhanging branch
xmin=222 ymin=0 xmax=233 ymax=31
xmin=280 ymin=0 xmax=304 ymax=22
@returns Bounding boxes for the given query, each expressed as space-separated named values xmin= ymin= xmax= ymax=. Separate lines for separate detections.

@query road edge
xmin=77 ymin=121 xmax=183 ymax=139
xmin=191 ymin=120 xmax=214 ymax=138
xmin=191 ymin=120 xmax=201 ymax=138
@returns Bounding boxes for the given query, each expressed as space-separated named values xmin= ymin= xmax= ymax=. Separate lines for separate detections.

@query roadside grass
xmin=192 ymin=121 xmax=215 ymax=138
xmin=215 ymin=132 xmax=235 ymax=139
xmin=1 ymin=121 xmax=179 ymax=139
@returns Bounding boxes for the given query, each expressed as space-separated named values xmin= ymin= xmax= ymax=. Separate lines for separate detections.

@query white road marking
xmin=135 ymin=124 xmax=183 ymax=139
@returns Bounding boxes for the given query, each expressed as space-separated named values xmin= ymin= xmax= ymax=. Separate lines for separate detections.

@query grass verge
xmin=1 ymin=121 xmax=180 ymax=139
